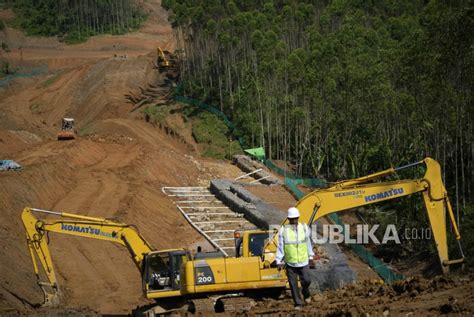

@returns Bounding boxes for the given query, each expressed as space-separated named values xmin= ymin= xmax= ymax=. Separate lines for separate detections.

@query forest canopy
xmin=1 ymin=0 xmax=146 ymax=43
xmin=163 ymin=0 xmax=473 ymax=209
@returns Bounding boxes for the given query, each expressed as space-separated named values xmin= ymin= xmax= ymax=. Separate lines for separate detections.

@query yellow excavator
xmin=21 ymin=207 xmax=284 ymax=314
xmin=156 ymin=47 xmax=176 ymax=73
xmin=22 ymin=157 xmax=464 ymax=314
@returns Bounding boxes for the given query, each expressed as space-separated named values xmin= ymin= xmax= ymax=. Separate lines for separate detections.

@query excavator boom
xmin=264 ymin=157 xmax=463 ymax=274
xmin=21 ymin=207 xmax=154 ymax=305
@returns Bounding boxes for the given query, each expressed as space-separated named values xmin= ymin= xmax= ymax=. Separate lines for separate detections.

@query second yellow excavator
xmin=22 ymin=157 xmax=464 ymax=315
xmin=156 ymin=47 xmax=176 ymax=73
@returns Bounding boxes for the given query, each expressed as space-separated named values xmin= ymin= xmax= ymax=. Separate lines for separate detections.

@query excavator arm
xmin=264 ymin=157 xmax=463 ymax=274
xmin=156 ymin=46 xmax=172 ymax=69
xmin=21 ymin=207 xmax=154 ymax=306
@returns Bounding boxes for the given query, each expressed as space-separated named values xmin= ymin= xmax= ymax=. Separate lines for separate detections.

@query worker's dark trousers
xmin=286 ymin=264 xmax=311 ymax=306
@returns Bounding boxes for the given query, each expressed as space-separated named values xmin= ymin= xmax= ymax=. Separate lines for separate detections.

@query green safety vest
xmin=283 ymin=223 xmax=309 ymax=264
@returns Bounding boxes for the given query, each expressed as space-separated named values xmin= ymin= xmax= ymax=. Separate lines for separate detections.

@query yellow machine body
xmin=156 ymin=47 xmax=175 ymax=71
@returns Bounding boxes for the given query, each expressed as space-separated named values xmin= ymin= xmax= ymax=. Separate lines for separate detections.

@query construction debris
xmin=126 ymin=51 xmax=180 ymax=112
xmin=126 ymin=83 xmax=174 ymax=112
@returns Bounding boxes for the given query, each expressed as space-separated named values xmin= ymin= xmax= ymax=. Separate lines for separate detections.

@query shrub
xmin=1 ymin=60 xmax=11 ymax=75
xmin=192 ymin=111 xmax=242 ymax=159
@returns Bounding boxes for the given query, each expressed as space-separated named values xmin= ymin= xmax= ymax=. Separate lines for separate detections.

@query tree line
xmin=2 ymin=0 xmax=146 ymax=43
xmin=163 ymin=0 xmax=473 ymax=213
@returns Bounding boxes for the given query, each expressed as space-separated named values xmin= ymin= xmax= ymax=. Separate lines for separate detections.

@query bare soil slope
xmin=0 ymin=1 xmax=240 ymax=315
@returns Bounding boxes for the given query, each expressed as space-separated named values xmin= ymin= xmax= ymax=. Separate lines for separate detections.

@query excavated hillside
xmin=0 ymin=1 xmax=241 ymax=315
xmin=1 ymin=1 xmax=473 ymax=316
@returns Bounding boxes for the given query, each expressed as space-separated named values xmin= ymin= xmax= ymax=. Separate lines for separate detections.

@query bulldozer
xmin=21 ymin=157 xmax=464 ymax=315
xmin=57 ymin=118 xmax=76 ymax=140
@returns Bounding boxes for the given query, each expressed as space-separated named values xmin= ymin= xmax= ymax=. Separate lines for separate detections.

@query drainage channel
xmin=162 ymin=186 xmax=256 ymax=256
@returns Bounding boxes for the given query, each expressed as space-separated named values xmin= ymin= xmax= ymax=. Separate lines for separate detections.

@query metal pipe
xmin=179 ymin=206 xmax=228 ymax=209
xmin=187 ymin=213 xmax=240 ymax=216
xmin=394 ymin=160 xmax=424 ymax=171
xmin=176 ymin=206 xmax=228 ymax=256
xmin=168 ymin=194 xmax=214 ymax=197
xmin=193 ymin=220 xmax=246 ymax=224
xmin=234 ymin=168 xmax=263 ymax=180
xmin=250 ymin=175 xmax=270 ymax=184
xmin=31 ymin=208 xmax=62 ymax=216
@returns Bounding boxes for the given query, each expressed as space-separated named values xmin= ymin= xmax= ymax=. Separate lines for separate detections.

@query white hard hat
xmin=287 ymin=207 xmax=300 ymax=218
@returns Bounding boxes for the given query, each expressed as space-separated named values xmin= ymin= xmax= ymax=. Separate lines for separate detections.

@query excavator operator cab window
xmin=145 ymin=251 xmax=189 ymax=292
xmin=248 ymin=233 xmax=269 ymax=256
xmin=147 ymin=253 xmax=171 ymax=291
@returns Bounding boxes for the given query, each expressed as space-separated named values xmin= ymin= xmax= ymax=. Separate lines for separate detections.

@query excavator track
xmin=188 ymin=298 xmax=216 ymax=314
xmin=215 ymin=296 xmax=256 ymax=313
xmin=188 ymin=296 xmax=256 ymax=314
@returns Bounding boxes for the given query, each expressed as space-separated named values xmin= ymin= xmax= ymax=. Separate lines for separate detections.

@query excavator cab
xmin=57 ymin=118 xmax=76 ymax=140
xmin=143 ymin=250 xmax=190 ymax=294
xmin=234 ymin=230 xmax=270 ymax=258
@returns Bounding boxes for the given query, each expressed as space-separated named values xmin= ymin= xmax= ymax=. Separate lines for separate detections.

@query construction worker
xmin=276 ymin=207 xmax=314 ymax=309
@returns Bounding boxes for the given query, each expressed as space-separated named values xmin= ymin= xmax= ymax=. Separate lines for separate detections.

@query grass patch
xmin=63 ymin=30 xmax=90 ymax=45
xmin=1 ymin=59 xmax=13 ymax=75
xmin=192 ymin=111 xmax=242 ymax=160
xmin=144 ymin=103 xmax=242 ymax=160
xmin=39 ymin=73 xmax=61 ymax=88
xmin=143 ymin=104 xmax=173 ymax=125
xmin=79 ymin=124 xmax=95 ymax=136
xmin=1 ymin=42 xmax=9 ymax=51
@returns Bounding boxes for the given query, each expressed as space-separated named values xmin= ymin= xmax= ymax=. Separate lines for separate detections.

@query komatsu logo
xmin=60 ymin=224 xmax=115 ymax=238
xmin=364 ymin=188 xmax=404 ymax=202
